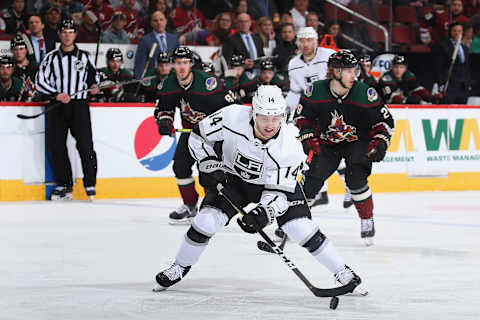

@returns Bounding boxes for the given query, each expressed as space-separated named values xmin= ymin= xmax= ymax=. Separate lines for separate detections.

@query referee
xmin=35 ymin=20 xmax=100 ymax=201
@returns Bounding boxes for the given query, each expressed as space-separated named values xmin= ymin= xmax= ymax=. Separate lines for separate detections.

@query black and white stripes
xmin=35 ymin=46 xmax=99 ymax=100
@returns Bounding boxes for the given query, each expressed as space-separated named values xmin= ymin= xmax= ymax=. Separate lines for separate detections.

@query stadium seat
xmin=325 ymin=2 xmax=350 ymax=22
xmin=418 ymin=6 xmax=434 ymax=19
xmin=395 ymin=6 xmax=419 ymax=24
xmin=392 ymin=24 xmax=415 ymax=45
xmin=410 ymin=44 xmax=431 ymax=52
xmin=376 ymin=4 xmax=392 ymax=24
xmin=349 ymin=3 xmax=374 ymax=21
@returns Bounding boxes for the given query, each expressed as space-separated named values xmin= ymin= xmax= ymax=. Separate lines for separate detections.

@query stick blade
xmin=17 ymin=114 xmax=37 ymax=119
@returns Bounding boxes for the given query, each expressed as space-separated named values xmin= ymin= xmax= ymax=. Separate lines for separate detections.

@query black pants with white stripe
xmin=46 ymin=100 xmax=97 ymax=188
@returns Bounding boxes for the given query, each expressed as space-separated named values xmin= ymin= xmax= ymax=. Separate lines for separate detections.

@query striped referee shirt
xmin=35 ymin=45 xmax=100 ymax=100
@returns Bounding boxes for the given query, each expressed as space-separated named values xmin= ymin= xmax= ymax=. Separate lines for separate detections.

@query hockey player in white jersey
xmin=153 ymin=85 xmax=364 ymax=293
xmin=285 ymin=26 xmax=352 ymax=211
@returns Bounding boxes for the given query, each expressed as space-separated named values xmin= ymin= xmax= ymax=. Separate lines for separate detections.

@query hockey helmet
xmin=106 ymin=48 xmax=123 ymax=61
xmin=296 ymin=26 xmax=318 ymax=40
xmin=359 ymin=55 xmax=371 ymax=63
xmin=172 ymin=46 xmax=193 ymax=62
xmin=58 ymin=19 xmax=77 ymax=32
xmin=0 ymin=55 xmax=14 ymax=66
xmin=201 ymin=62 xmax=214 ymax=73
xmin=230 ymin=54 xmax=245 ymax=67
xmin=328 ymin=50 xmax=358 ymax=69
xmin=157 ymin=51 xmax=170 ymax=64
xmin=260 ymin=59 xmax=275 ymax=71
xmin=392 ymin=55 xmax=407 ymax=65
xmin=252 ymin=85 xmax=286 ymax=117
xmin=10 ymin=35 xmax=27 ymax=49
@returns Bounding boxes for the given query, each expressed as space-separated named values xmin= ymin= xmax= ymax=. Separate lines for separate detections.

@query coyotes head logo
xmin=180 ymin=98 xmax=206 ymax=123
xmin=321 ymin=110 xmax=358 ymax=143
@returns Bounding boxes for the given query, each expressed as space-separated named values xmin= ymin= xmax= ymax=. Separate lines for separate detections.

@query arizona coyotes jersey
xmin=189 ymin=104 xmax=305 ymax=194
xmin=295 ymin=80 xmax=394 ymax=145
xmin=285 ymin=47 xmax=336 ymax=113
xmin=154 ymin=69 xmax=235 ymax=129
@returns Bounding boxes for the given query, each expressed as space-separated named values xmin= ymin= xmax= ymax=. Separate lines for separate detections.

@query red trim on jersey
xmin=300 ymin=97 xmax=335 ymax=104
xmin=344 ymin=100 xmax=381 ymax=108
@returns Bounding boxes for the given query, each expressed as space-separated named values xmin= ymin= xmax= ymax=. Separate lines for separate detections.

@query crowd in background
xmin=0 ymin=0 xmax=480 ymax=103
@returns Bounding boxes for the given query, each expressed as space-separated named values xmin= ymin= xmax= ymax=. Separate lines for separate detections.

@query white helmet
xmin=296 ymin=26 xmax=318 ymax=40
xmin=252 ymin=85 xmax=286 ymax=117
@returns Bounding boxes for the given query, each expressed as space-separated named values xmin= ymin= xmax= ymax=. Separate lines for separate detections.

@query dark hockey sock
xmin=353 ymin=196 xmax=373 ymax=219
xmin=178 ymin=182 xmax=198 ymax=205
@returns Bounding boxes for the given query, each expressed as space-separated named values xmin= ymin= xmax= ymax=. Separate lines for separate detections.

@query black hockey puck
xmin=329 ymin=296 xmax=339 ymax=310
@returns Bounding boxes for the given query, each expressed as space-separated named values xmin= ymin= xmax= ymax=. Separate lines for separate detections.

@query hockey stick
xmin=16 ymin=76 xmax=158 ymax=119
xmin=134 ymin=42 xmax=157 ymax=96
xmin=217 ymin=184 xmax=358 ymax=298
xmin=443 ymin=35 xmax=462 ymax=96
xmin=257 ymin=150 xmax=314 ymax=253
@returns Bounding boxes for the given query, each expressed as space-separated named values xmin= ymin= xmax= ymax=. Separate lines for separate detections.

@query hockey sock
xmin=177 ymin=177 xmax=198 ymax=205
xmin=351 ymin=186 xmax=373 ymax=219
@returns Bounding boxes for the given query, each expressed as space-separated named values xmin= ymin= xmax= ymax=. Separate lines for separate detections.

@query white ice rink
xmin=2 ymin=191 xmax=480 ymax=320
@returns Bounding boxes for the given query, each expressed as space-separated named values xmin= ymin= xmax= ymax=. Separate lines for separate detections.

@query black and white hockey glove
xmin=237 ymin=204 xmax=275 ymax=234
xmin=198 ymin=157 xmax=226 ymax=190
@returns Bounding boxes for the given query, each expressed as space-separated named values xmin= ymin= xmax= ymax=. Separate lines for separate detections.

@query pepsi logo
xmin=134 ymin=116 xmax=176 ymax=171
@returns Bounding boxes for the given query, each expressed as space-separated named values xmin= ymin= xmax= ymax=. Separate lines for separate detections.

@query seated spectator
xmin=62 ymin=0 xmax=83 ymax=20
xmin=256 ymin=16 xmax=276 ymax=56
xmin=274 ymin=12 xmax=293 ymax=36
xmin=205 ymin=12 xmax=235 ymax=46
xmin=247 ymin=0 xmax=279 ymax=20
xmin=102 ymin=11 xmax=131 ymax=44
xmin=0 ymin=56 xmax=24 ymax=102
xmin=322 ymin=21 xmax=344 ymax=49
xmin=421 ymin=0 xmax=450 ymax=42
xmin=144 ymin=0 xmax=174 ymax=34
xmin=85 ymin=0 xmax=115 ymax=31
xmin=378 ymin=55 xmax=431 ymax=104
xmin=290 ymin=0 xmax=309 ymax=31
xmin=432 ymin=22 xmax=471 ymax=104
xmin=272 ymin=22 xmax=297 ymax=76
xmin=134 ymin=11 xmax=178 ymax=79
xmin=76 ymin=10 xmax=100 ymax=43
xmin=452 ymin=0 xmax=469 ymax=24
xmin=305 ymin=11 xmax=321 ymax=36
xmin=1 ymin=0 xmax=28 ymax=34
xmin=170 ymin=0 xmax=208 ymax=45
xmin=25 ymin=13 xmax=56 ymax=64
xmin=120 ymin=0 xmax=145 ymax=43
xmin=232 ymin=0 xmax=256 ymax=31
xmin=222 ymin=12 xmax=265 ymax=71
xmin=41 ymin=0 xmax=65 ymax=18
xmin=43 ymin=6 xmax=61 ymax=43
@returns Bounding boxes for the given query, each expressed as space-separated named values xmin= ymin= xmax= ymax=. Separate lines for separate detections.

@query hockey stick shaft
xmin=217 ymin=184 xmax=357 ymax=298
xmin=135 ymin=43 xmax=157 ymax=96
xmin=443 ymin=35 xmax=462 ymax=95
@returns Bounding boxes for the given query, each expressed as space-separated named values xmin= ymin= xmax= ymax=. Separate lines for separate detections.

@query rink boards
xmin=1 ymin=103 xmax=480 ymax=200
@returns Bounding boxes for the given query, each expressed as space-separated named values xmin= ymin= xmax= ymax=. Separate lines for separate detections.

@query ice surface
xmin=2 ymin=191 xmax=480 ymax=319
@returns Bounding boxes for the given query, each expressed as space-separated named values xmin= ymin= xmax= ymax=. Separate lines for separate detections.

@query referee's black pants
xmin=46 ymin=100 xmax=97 ymax=188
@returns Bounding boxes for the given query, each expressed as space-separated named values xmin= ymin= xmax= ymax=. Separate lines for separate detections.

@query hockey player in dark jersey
xmin=378 ymin=55 xmax=431 ymax=104
xmin=0 ymin=56 xmax=24 ymax=101
xmin=140 ymin=51 xmax=174 ymax=102
xmin=238 ymin=58 xmax=289 ymax=103
xmin=295 ymin=50 xmax=395 ymax=246
xmin=357 ymin=55 xmax=377 ymax=88
xmin=10 ymin=35 xmax=38 ymax=102
xmin=221 ymin=53 xmax=253 ymax=103
xmin=153 ymin=85 xmax=366 ymax=295
xmin=154 ymin=46 xmax=236 ymax=224
xmin=98 ymin=48 xmax=137 ymax=102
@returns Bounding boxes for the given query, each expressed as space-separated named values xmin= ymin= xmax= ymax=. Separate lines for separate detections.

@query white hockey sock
xmin=312 ymin=240 xmax=346 ymax=274
xmin=175 ymin=236 xmax=208 ymax=267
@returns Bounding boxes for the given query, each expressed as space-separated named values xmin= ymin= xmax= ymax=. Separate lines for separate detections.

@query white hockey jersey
xmin=285 ymin=47 xmax=336 ymax=114
xmin=189 ymin=104 xmax=306 ymax=214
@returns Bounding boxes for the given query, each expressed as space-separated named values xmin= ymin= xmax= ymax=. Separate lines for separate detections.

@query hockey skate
xmin=50 ymin=186 xmax=73 ymax=201
xmin=310 ymin=191 xmax=329 ymax=208
xmin=85 ymin=186 xmax=96 ymax=201
xmin=169 ymin=203 xmax=197 ymax=225
xmin=361 ymin=218 xmax=375 ymax=246
xmin=334 ymin=265 xmax=368 ymax=296
xmin=153 ymin=262 xmax=191 ymax=292
xmin=343 ymin=190 xmax=353 ymax=208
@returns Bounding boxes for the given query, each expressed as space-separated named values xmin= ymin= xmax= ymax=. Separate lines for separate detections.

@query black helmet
xmin=0 ymin=55 xmax=14 ymax=66
xmin=10 ymin=35 xmax=26 ymax=49
xmin=106 ymin=48 xmax=123 ymax=61
xmin=260 ymin=59 xmax=275 ymax=71
xmin=58 ymin=19 xmax=77 ymax=32
xmin=172 ymin=46 xmax=193 ymax=61
xmin=157 ymin=51 xmax=170 ymax=63
xmin=201 ymin=62 xmax=214 ymax=73
xmin=359 ymin=55 xmax=371 ymax=63
xmin=230 ymin=54 xmax=245 ymax=67
xmin=328 ymin=50 xmax=358 ymax=69
xmin=392 ymin=55 xmax=407 ymax=65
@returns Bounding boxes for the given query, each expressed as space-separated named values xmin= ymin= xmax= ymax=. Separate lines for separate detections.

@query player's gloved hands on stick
xmin=367 ymin=139 xmax=387 ymax=162
xmin=156 ymin=118 xmax=174 ymax=136
xmin=299 ymin=130 xmax=321 ymax=155
xmin=237 ymin=204 xmax=275 ymax=234
xmin=198 ymin=157 xmax=226 ymax=190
